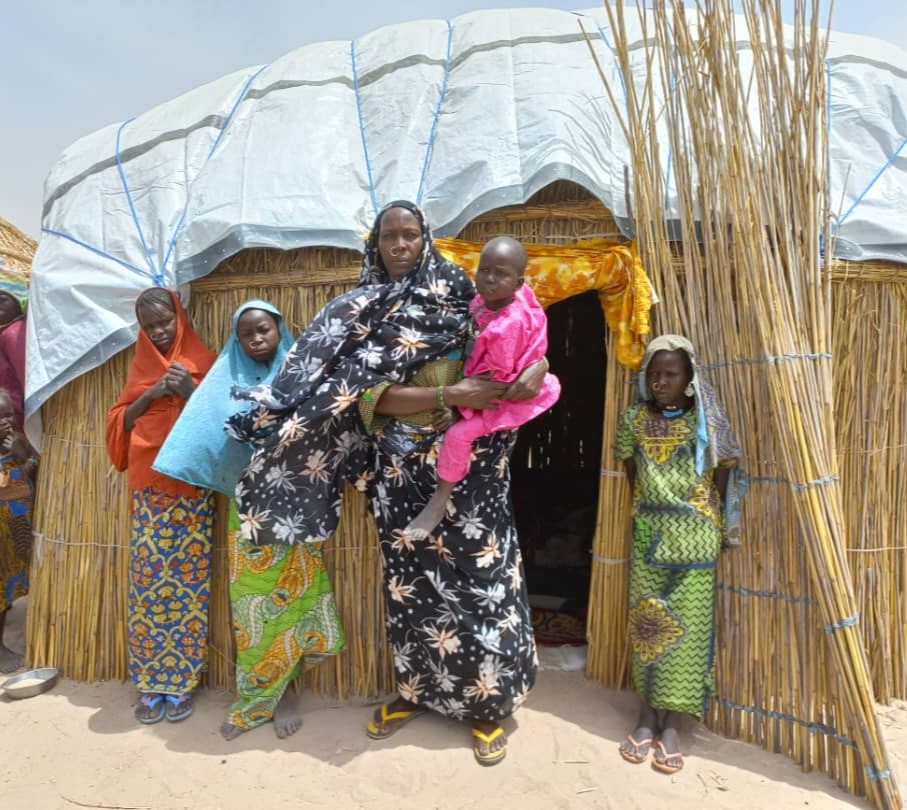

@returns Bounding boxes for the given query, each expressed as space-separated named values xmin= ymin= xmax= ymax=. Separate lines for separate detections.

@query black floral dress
xmin=362 ymin=358 xmax=537 ymax=721
xmin=228 ymin=201 xmax=537 ymax=721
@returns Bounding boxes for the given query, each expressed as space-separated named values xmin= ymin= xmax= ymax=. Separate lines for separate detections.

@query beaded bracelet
xmin=436 ymin=385 xmax=446 ymax=409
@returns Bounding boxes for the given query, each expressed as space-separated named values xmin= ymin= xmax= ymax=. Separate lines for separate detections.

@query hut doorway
xmin=451 ymin=180 xmax=642 ymax=661
xmin=510 ymin=290 xmax=606 ymax=650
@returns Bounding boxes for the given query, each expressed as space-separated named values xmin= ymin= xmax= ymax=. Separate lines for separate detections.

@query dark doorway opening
xmin=510 ymin=290 xmax=606 ymax=646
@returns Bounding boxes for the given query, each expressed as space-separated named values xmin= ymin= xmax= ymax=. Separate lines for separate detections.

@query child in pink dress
xmin=406 ymin=236 xmax=561 ymax=539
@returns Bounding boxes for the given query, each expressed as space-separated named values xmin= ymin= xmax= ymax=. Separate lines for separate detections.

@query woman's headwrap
xmin=153 ymin=300 xmax=294 ymax=495
xmin=230 ymin=200 xmax=473 ymax=420
xmin=227 ymin=202 xmax=475 ymax=544
xmin=639 ymin=334 xmax=745 ymax=543
xmin=105 ymin=287 xmax=216 ymax=496
xmin=359 ymin=199 xmax=433 ymax=285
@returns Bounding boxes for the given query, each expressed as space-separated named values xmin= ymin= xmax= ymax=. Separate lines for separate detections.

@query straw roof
xmin=0 ymin=216 xmax=36 ymax=276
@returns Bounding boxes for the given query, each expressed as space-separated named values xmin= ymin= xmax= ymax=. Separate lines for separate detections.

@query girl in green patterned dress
xmin=155 ymin=300 xmax=345 ymax=740
xmin=616 ymin=335 xmax=742 ymax=774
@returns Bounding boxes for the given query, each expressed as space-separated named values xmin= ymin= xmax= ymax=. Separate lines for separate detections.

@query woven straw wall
xmin=831 ymin=261 xmax=907 ymax=703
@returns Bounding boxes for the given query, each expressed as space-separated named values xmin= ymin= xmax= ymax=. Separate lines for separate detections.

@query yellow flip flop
xmin=472 ymin=726 xmax=507 ymax=766
xmin=366 ymin=703 xmax=426 ymax=740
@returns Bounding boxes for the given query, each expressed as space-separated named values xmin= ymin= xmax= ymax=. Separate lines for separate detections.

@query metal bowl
xmin=1 ymin=667 xmax=59 ymax=699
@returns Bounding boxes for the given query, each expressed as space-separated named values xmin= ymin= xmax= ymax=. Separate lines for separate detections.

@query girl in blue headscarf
xmin=155 ymin=301 xmax=345 ymax=741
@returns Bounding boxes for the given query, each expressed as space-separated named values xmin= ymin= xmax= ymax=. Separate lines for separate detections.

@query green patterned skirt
xmin=627 ymin=525 xmax=717 ymax=719
xmin=226 ymin=503 xmax=345 ymax=729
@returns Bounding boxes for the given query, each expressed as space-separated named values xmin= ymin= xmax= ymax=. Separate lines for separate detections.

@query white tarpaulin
xmin=26 ymin=5 xmax=907 ymax=428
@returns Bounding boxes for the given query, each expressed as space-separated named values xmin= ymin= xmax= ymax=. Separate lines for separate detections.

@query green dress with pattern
xmin=616 ymin=404 xmax=729 ymax=719
xmin=225 ymin=503 xmax=345 ymax=729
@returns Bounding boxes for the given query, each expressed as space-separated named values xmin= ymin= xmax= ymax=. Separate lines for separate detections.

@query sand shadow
xmin=525 ymin=670 xmax=864 ymax=808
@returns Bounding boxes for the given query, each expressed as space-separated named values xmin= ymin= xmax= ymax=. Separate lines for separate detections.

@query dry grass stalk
xmin=587 ymin=1 xmax=898 ymax=805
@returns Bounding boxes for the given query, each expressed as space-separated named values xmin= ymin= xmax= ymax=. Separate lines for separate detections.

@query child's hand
xmin=430 ymin=407 xmax=457 ymax=432
xmin=9 ymin=434 xmax=29 ymax=462
xmin=503 ymin=357 xmax=548 ymax=401
xmin=5 ymin=433 xmax=34 ymax=480
xmin=165 ymin=362 xmax=195 ymax=399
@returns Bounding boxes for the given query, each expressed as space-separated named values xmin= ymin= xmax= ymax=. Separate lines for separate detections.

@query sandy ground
xmin=1 ymin=599 xmax=903 ymax=810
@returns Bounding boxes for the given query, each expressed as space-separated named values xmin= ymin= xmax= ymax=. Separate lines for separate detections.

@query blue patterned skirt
xmin=128 ymin=487 xmax=213 ymax=695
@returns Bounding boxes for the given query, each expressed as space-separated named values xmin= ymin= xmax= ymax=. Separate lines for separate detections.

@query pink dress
xmin=0 ymin=317 xmax=26 ymax=429
xmin=436 ymin=284 xmax=561 ymax=482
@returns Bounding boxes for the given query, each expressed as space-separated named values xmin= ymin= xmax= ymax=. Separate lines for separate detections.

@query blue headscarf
xmin=153 ymin=300 xmax=294 ymax=495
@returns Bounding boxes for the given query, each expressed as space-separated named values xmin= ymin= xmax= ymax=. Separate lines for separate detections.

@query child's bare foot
xmin=0 ymin=642 xmax=22 ymax=673
xmin=274 ymin=690 xmax=303 ymax=739
xmin=405 ymin=493 xmax=449 ymax=540
xmin=220 ymin=719 xmax=246 ymax=741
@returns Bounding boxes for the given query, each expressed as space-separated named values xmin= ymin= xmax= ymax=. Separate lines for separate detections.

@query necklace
xmin=660 ymin=405 xmax=686 ymax=418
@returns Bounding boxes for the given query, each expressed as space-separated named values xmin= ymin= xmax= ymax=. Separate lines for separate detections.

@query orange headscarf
xmin=106 ymin=288 xmax=215 ymax=497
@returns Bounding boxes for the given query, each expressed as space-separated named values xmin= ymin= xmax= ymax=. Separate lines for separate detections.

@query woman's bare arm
xmin=374 ymin=376 xmax=508 ymax=417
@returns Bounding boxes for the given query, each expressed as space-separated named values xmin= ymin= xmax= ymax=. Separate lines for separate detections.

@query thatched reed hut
xmin=22 ymin=5 xmax=907 ymax=807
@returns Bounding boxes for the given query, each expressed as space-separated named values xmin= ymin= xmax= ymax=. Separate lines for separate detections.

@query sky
xmin=2 ymin=1 xmax=904 ymax=238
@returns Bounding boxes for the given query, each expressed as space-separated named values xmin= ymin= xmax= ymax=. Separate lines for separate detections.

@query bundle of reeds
xmin=584 ymin=2 xmax=898 ymax=806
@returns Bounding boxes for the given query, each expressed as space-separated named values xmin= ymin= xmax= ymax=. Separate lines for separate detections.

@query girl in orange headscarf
xmin=106 ymin=288 xmax=215 ymax=725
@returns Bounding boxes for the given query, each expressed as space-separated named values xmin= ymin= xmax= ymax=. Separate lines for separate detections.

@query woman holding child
xmin=229 ymin=201 xmax=547 ymax=765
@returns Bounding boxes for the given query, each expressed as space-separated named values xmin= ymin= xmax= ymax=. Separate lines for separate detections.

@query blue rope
xmin=416 ymin=20 xmax=453 ymax=206
xmin=742 ymin=475 xmax=790 ymax=486
xmin=766 ymin=351 xmax=832 ymax=364
xmin=158 ymin=64 xmax=270 ymax=280
xmin=716 ymin=581 xmax=818 ymax=607
xmin=701 ymin=351 xmax=831 ymax=371
xmin=790 ymin=474 xmax=839 ymax=494
xmin=205 ymin=65 xmax=268 ymax=163
xmin=838 ymin=134 xmax=907 ymax=227
xmin=114 ymin=118 xmax=161 ymax=283
xmin=866 ymin=766 xmax=893 ymax=782
xmin=351 ymin=40 xmax=379 ymax=217
xmin=596 ymin=26 xmax=629 ymax=111
xmin=741 ymin=473 xmax=839 ymax=494
xmin=824 ymin=612 xmax=859 ymax=633
xmin=41 ymin=228 xmax=155 ymax=280
xmin=718 ymin=698 xmax=857 ymax=749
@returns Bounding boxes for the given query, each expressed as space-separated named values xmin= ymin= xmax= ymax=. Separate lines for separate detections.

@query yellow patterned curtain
xmin=434 ymin=237 xmax=653 ymax=369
